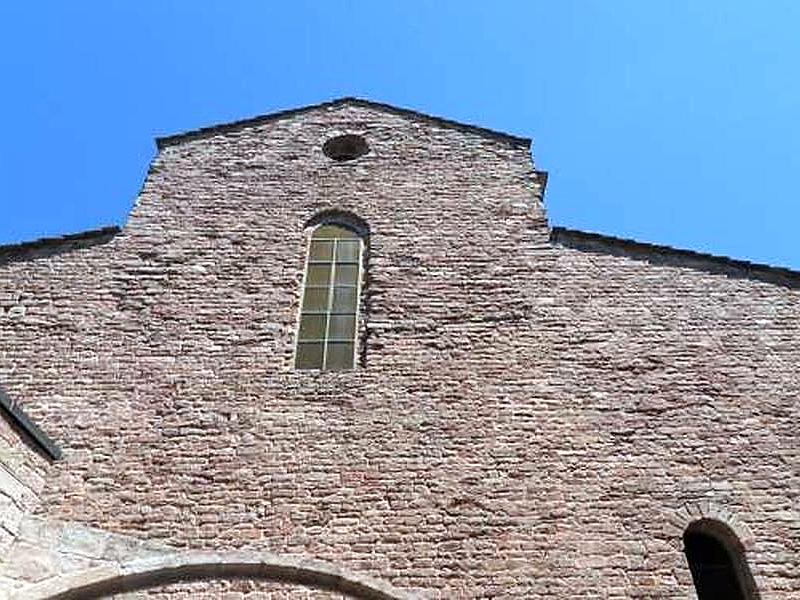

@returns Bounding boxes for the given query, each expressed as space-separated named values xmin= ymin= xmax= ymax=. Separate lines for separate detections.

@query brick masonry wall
xmin=111 ymin=581 xmax=347 ymax=599
xmin=0 ymin=101 xmax=798 ymax=598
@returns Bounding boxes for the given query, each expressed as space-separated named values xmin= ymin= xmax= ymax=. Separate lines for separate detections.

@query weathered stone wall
xmin=0 ymin=101 xmax=798 ymax=598
xmin=0 ymin=416 xmax=49 ymax=577
xmin=2 ymin=514 xmax=410 ymax=599
xmin=1 ymin=515 xmax=174 ymax=597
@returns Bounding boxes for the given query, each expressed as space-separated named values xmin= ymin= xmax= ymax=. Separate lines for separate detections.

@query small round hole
xmin=323 ymin=134 xmax=369 ymax=161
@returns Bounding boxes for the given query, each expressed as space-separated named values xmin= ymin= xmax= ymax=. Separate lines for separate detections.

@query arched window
xmin=295 ymin=224 xmax=363 ymax=370
xmin=684 ymin=519 xmax=759 ymax=600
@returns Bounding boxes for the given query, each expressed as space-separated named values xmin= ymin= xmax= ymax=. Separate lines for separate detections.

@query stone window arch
xmin=295 ymin=212 xmax=368 ymax=371
xmin=683 ymin=518 xmax=760 ymax=600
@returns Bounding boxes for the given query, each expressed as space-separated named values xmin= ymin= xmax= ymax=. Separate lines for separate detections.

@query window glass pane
xmin=302 ymin=287 xmax=329 ymax=312
xmin=314 ymin=224 xmax=358 ymax=239
xmin=331 ymin=287 xmax=357 ymax=313
xmin=306 ymin=264 xmax=331 ymax=286
xmin=334 ymin=264 xmax=359 ymax=286
xmin=325 ymin=342 xmax=354 ymax=370
xmin=309 ymin=240 xmax=333 ymax=262
xmin=296 ymin=342 xmax=324 ymax=370
xmin=328 ymin=315 xmax=356 ymax=340
xmin=298 ymin=223 xmax=364 ymax=371
xmin=335 ymin=240 xmax=361 ymax=263
xmin=298 ymin=314 xmax=327 ymax=340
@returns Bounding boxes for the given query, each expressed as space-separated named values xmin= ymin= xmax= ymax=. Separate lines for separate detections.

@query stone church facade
xmin=0 ymin=98 xmax=797 ymax=598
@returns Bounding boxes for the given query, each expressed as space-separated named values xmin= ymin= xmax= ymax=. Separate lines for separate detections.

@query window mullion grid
xmin=351 ymin=242 xmax=362 ymax=368
xmin=322 ymin=239 xmax=338 ymax=370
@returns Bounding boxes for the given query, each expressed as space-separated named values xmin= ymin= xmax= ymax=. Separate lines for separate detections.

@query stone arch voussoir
xmin=663 ymin=501 xmax=756 ymax=551
xmin=13 ymin=551 xmax=422 ymax=600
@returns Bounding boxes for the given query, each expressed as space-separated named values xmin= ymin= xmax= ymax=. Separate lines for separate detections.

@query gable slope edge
xmin=155 ymin=97 xmax=532 ymax=150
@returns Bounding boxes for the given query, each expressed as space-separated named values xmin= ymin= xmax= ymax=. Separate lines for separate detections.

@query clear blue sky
xmin=2 ymin=2 xmax=799 ymax=267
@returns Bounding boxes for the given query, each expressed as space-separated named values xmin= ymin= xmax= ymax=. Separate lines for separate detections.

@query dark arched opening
xmin=684 ymin=519 xmax=759 ymax=600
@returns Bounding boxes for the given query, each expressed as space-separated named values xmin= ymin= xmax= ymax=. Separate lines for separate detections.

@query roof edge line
xmin=551 ymin=226 xmax=800 ymax=289
xmin=0 ymin=387 xmax=62 ymax=460
xmin=0 ymin=225 xmax=121 ymax=257
xmin=155 ymin=97 xmax=532 ymax=149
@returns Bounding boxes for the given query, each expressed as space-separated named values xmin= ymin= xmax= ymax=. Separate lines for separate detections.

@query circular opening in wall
xmin=323 ymin=134 xmax=369 ymax=161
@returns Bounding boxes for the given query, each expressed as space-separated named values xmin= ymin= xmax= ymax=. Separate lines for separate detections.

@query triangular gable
xmin=155 ymin=97 xmax=532 ymax=150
